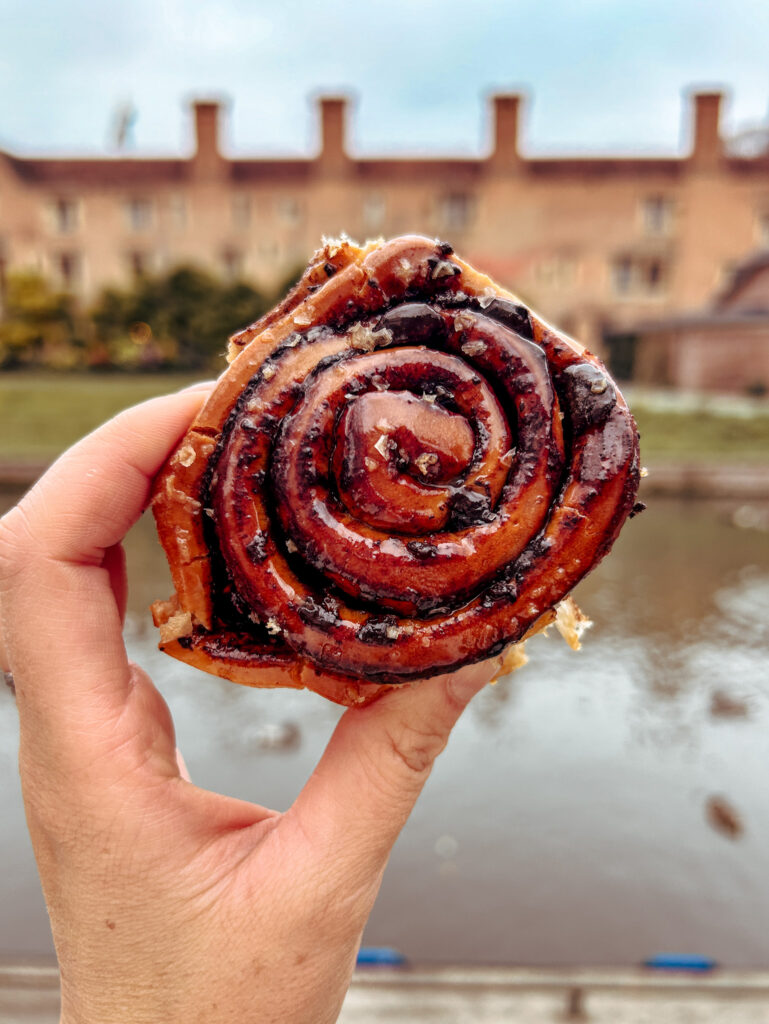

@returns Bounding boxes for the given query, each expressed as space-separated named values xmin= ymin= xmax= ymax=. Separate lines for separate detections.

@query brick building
xmin=1 ymin=89 xmax=768 ymax=368
xmin=634 ymin=251 xmax=769 ymax=394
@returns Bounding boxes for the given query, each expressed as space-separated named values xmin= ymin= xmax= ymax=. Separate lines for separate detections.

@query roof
xmin=3 ymin=154 xmax=188 ymax=187
xmin=3 ymin=148 xmax=768 ymax=191
xmin=634 ymin=309 xmax=769 ymax=333
xmin=715 ymin=251 xmax=769 ymax=310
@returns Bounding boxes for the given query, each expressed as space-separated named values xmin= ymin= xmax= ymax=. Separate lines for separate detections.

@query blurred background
xmin=1 ymin=0 xmax=769 ymax=1018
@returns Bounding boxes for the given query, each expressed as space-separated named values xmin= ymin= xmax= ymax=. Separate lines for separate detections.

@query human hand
xmin=0 ymin=384 xmax=503 ymax=1024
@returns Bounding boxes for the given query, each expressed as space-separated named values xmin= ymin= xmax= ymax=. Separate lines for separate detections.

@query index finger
xmin=0 ymin=384 xmax=213 ymax=744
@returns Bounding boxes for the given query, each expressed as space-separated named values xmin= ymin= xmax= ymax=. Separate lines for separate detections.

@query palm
xmin=1 ymin=387 xmax=499 ymax=1023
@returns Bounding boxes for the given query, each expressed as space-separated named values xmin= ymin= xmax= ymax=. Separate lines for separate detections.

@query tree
xmin=91 ymin=267 xmax=270 ymax=370
xmin=0 ymin=272 xmax=83 ymax=369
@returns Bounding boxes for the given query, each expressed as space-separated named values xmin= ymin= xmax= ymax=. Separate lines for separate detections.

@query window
xmin=221 ymin=248 xmax=243 ymax=280
xmin=610 ymin=255 xmax=668 ymax=298
xmin=232 ymin=194 xmax=251 ymax=230
xmin=276 ymin=196 xmax=302 ymax=226
xmin=611 ymin=256 xmax=634 ymax=296
xmin=51 ymin=197 xmax=80 ymax=235
xmin=127 ymin=251 xmax=151 ymax=277
xmin=646 ymin=259 xmax=664 ymax=290
xmin=169 ymin=194 xmax=187 ymax=230
xmin=363 ymin=192 xmax=386 ymax=232
xmin=536 ymin=253 xmax=578 ymax=290
xmin=125 ymin=197 xmax=153 ymax=232
xmin=438 ymin=193 xmax=474 ymax=233
xmin=53 ymin=251 xmax=82 ymax=291
xmin=640 ymin=195 xmax=674 ymax=237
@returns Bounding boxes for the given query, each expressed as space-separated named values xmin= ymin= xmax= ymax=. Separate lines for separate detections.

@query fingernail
xmin=182 ymin=380 xmax=217 ymax=393
xmin=446 ymin=658 xmax=500 ymax=706
xmin=3 ymin=671 xmax=16 ymax=698
xmin=175 ymin=747 xmax=192 ymax=782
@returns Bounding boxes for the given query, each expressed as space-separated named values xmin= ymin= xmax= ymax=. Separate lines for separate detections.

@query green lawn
xmin=1 ymin=371 xmax=768 ymax=463
xmin=632 ymin=405 xmax=769 ymax=463
xmin=0 ymin=372 xmax=201 ymax=459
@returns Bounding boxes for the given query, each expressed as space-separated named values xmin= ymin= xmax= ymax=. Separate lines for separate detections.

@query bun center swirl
xmin=211 ymin=290 xmax=628 ymax=681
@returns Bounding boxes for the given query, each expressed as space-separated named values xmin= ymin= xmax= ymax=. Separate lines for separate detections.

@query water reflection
xmin=709 ymin=690 xmax=751 ymax=720
xmin=1 ymin=492 xmax=769 ymax=965
xmin=706 ymin=795 xmax=744 ymax=841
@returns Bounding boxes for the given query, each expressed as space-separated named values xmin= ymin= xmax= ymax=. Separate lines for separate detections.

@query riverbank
xmin=4 ymin=962 xmax=769 ymax=1023
xmin=3 ymin=458 xmax=769 ymax=500
xmin=2 ymin=373 xmax=769 ymax=461
xmin=2 ymin=373 xmax=769 ymax=495
xmin=639 ymin=462 xmax=769 ymax=500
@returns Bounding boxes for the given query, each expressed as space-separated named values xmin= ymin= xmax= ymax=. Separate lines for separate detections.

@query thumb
xmin=289 ymin=655 xmax=503 ymax=877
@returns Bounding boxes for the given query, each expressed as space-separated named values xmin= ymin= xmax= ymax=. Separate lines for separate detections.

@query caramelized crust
xmin=151 ymin=235 xmax=640 ymax=706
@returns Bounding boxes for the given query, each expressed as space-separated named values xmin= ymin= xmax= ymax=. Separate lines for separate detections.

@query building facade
xmin=634 ymin=252 xmax=769 ymax=394
xmin=1 ymin=90 xmax=769 ymax=364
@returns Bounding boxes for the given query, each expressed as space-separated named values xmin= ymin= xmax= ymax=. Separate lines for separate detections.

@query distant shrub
xmin=90 ymin=266 xmax=271 ymax=371
xmin=0 ymin=272 xmax=87 ymax=369
xmin=0 ymin=265 xmax=272 ymax=372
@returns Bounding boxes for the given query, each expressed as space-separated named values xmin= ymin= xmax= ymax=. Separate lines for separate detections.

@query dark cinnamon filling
xmin=194 ymin=278 xmax=637 ymax=684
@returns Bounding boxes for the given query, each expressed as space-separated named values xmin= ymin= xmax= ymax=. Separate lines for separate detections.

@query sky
xmin=1 ymin=0 xmax=768 ymax=159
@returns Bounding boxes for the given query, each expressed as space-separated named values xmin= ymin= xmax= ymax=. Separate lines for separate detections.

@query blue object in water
xmin=644 ymin=954 xmax=717 ymax=972
xmin=356 ymin=947 xmax=407 ymax=967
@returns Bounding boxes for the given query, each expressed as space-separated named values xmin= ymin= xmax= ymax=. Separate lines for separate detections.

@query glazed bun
xmin=151 ymin=235 xmax=640 ymax=706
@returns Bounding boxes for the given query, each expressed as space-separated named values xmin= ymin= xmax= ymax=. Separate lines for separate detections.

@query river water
xmin=1 ymin=492 xmax=768 ymax=966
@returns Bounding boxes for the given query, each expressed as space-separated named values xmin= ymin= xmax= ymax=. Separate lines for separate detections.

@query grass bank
xmin=1 ymin=371 xmax=768 ymax=464
xmin=0 ymin=372 xmax=200 ymax=460
xmin=632 ymin=405 xmax=769 ymax=463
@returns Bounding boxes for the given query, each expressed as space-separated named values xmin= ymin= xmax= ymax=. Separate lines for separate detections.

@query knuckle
xmin=383 ymin=716 xmax=449 ymax=777
xmin=441 ymin=676 xmax=470 ymax=718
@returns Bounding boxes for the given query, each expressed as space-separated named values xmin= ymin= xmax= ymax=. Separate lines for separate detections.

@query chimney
xmin=317 ymin=95 xmax=350 ymax=172
xmin=690 ymin=90 xmax=724 ymax=167
xmin=490 ymin=93 xmax=523 ymax=169
xmin=192 ymin=99 xmax=226 ymax=179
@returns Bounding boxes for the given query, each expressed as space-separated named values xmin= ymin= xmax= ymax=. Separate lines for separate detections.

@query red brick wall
xmin=667 ymin=324 xmax=769 ymax=393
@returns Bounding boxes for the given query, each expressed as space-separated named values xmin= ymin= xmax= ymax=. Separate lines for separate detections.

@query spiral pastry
xmin=152 ymin=236 xmax=640 ymax=706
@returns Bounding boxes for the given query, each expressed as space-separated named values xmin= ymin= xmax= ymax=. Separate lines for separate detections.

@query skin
xmin=0 ymin=383 xmax=503 ymax=1024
